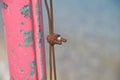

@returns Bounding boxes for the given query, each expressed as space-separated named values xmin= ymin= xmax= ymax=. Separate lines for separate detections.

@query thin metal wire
xmin=44 ymin=0 xmax=51 ymax=34
xmin=49 ymin=45 xmax=53 ymax=80
xmin=50 ymin=0 xmax=57 ymax=80
xmin=44 ymin=0 xmax=53 ymax=80
xmin=52 ymin=45 xmax=57 ymax=80
xmin=50 ymin=0 xmax=54 ymax=34
xmin=44 ymin=0 xmax=57 ymax=80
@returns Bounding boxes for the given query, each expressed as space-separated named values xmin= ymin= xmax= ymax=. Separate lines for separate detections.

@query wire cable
xmin=44 ymin=0 xmax=57 ymax=80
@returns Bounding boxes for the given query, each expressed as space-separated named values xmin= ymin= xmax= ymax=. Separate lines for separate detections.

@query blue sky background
xmin=42 ymin=1 xmax=120 ymax=79
xmin=42 ymin=0 xmax=120 ymax=53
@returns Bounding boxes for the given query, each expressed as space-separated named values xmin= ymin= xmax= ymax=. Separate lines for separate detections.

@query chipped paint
xmin=31 ymin=44 xmax=35 ymax=49
xmin=30 ymin=61 xmax=36 ymax=77
xmin=17 ymin=68 xmax=26 ymax=73
xmin=42 ymin=77 xmax=46 ymax=80
xmin=36 ymin=2 xmax=46 ymax=79
xmin=2 ymin=2 xmax=8 ymax=9
xmin=38 ymin=32 xmax=42 ymax=48
xmin=20 ymin=5 xmax=31 ymax=18
xmin=20 ymin=30 xmax=33 ymax=47
xmin=11 ymin=77 xmax=14 ymax=80
xmin=36 ymin=2 xmax=42 ymax=49
xmin=21 ymin=22 xmax=25 ymax=25
xmin=36 ymin=3 xmax=40 ymax=26
xmin=20 ymin=69 xmax=25 ymax=73
xmin=38 ymin=32 xmax=46 ymax=80
xmin=36 ymin=2 xmax=43 ymax=48
xmin=2 ymin=0 xmax=47 ymax=79
xmin=11 ymin=49 xmax=16 ymax=56
xmin=24 ymin=78 xmax=29 ymax=80
xmin=18 ymin=43 xmax=22 ymax=47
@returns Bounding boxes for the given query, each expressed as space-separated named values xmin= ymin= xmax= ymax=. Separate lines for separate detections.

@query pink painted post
xmin=1 ymin=0 xmax=46 ymax=80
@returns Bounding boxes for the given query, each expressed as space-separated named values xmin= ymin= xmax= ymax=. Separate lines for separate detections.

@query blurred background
xmin=0 ymin=0 xmax=120 ymax=80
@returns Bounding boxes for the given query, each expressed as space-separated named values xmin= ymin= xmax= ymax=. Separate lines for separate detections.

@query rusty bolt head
xmin=47 ymin=33 xmax=67 ymax=45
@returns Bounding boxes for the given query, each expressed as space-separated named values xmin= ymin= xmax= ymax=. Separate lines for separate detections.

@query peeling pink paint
xmin=2 ymin=0 xmax=46 ymax=80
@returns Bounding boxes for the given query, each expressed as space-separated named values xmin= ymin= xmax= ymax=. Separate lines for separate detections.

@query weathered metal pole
xmin=1 ymin=0 xmax=46 ymax=80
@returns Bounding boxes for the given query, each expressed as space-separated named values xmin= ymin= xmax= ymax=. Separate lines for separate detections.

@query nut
xmin=47 ymin=33 xmax=67 ymax=45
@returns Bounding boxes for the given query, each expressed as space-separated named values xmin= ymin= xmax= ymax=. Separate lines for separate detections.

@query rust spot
xmin=21 ymin=22 xmax=25 ymax=25
xmin=2 ymin=2 xmax=8 ymax=9
xmin=30 ymin=61 xmax=36 ymax=77
xmin=20 ymin=30 xmax=33 ymax=47
xmin=18 ymin=68 xmax=26 ymax=73
xmin=47 ymin=33 xmax=67 ymax=45
xmin=20 ymin=5 xmax=31 ymax=18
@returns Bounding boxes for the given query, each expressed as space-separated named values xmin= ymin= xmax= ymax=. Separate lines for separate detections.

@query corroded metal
xmin=47 ymin=33 xmax=67 ymax=45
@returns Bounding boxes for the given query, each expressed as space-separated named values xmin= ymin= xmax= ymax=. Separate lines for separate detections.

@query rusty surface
xmin=47 ymin=33 xmax=67 ymax=45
